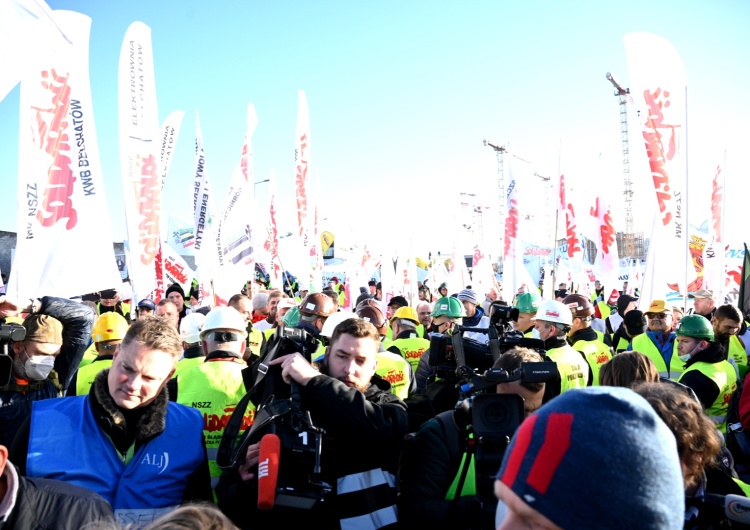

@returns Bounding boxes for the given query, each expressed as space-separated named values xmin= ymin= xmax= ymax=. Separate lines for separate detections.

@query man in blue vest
xmin=11 ymin=317 xmax=212 ymax=527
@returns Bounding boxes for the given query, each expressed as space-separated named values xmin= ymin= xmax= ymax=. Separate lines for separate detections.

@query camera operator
xmin=216 ymin=318 xmax=409 ymax=530
xmin=415 ymin=296 xmax=465 ymax=393
xmin=532 ymin=300 xmax=589 ymax=397
xmin=399 ymin=347 xmax=546 ymax=530
xmin=0 ymin=295 xmax=95 ymax=447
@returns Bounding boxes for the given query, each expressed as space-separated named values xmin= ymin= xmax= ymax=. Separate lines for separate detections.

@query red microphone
xmin=257 ymin=433 xmax=281 ymax=510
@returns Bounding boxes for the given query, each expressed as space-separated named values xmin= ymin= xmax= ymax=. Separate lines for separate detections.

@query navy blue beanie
xmin=497 ymin=386 xmax=684 ymax=530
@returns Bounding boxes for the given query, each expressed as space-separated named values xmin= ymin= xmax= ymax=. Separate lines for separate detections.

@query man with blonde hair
xmin=11 ymin=317 xmax=212 ymax=525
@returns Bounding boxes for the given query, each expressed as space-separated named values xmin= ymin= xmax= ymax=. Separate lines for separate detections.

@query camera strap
xmin=451 ymin=332 xmax=467 ymax=367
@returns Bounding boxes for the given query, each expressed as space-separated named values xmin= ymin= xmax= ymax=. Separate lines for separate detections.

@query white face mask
xmin=23 ymin=348 xmax=56 ymax=381
xmin=531 ymin=328 xmax=542 ymax=340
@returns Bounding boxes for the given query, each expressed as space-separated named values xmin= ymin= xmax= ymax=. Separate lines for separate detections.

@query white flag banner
xmin=0 ymin=0 xmax=71 ymax=103
xmin=118 ymin=21 xmax=163 ymax=302
xmin=502 ymin=158 xmax=536 ymax=303
xmin=157 ymin=110 xmax=184 ymax=191
xmin=167 ymin=216 xmax=195 ymax=255
xmin=162 ymin=242 xmax=194 ymax=296
xmin=10 ymin=10 xmax=120 ymax=300
xmin=294 ymin=90 xmax=314 ymax=292
xmin=309 ymin=172 xmax=323 ymax=293
xmin=213 ymin=104 xmax=259 ymax=303
xmin=702 ymin=164 xmax=725 ymax=299
xmin=262 ymin=170 xmax=283 ymax=289
xmin=589 ymin=195 xmax=620 ymax=289
xmin=192 ymin=111 xmax=218 ymax=305
xmin=380 ymin=250 xmax=398 ymax=314
xmin=625 ymin=32 xmax=688 ymax=297
xmin=471 ymin=246 xmax=496 ymax=302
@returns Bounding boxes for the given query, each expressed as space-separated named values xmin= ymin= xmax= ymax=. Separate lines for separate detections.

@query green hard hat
xmin=431 ymin=297 xmax=465 ymax=318
xmin=282 ymin=306 xmax=300 ymax=327
xmin=675 ymin=314 xmax=714 ymax=340
xmin=515 ymin=292 xmax=542 ymax=314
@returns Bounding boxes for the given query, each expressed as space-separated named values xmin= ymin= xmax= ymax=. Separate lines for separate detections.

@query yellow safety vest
xmin=597 ymin=301 xmax=612 ymax=320
xmin=78 ymin=342 xmax=98 ymax=368
xmin=612 ymin=334 xmax=630 ymax=353
xmin=571 ymin=339 xmax=612 ymax=386
xmin=173 ymin=356 xmax=205 ymax=378
xmin=417 ymin=324 xmax=425 ymax=338
xmin=546 ymin=344 xmax=589 ymax=392
xmin=728 ymin=335 xmax=749 ymax=379
xmin=631 ymin=334 xmax=682 ymax=380
xmin=391 ymin=335 xmax=430 ymax=371
xmin=175 ymin=359 xmax=255 ymax=492
xmin=76 ymin=358 xmax=113 ymax=396
xmin=376 ymin=352 xmax=411 ymax=400
xmin=678 ymin=360 xmax=737 ymax=433
xmin=247 ymin=328 xmax=264 ymax=358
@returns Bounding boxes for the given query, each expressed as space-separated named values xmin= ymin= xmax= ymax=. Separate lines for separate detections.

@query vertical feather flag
xmin=10 ymin=10 xmax=120 ymax=300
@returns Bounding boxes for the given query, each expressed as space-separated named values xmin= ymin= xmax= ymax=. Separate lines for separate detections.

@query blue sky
xmin=1 ymin=0 xmax=748 ymax=258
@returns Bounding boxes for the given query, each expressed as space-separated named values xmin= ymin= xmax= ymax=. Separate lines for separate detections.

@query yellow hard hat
xmin=92 ymin=312 xmax=129 ymax=343
xmin=390 ymin=306 xmax=420 ymax=326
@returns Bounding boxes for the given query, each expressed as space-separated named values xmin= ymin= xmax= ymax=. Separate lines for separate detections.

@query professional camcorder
xmin=428 ymin=301 xmax=546 ymax=379
xmin=0 ymin=319 xmax=26 ymax=387
xmin=453 ymin=362 xmax=558 ymax=509
xmin=217 ymin=325 xmax=331 ymax=511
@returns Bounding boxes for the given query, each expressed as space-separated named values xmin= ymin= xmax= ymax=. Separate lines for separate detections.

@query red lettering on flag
xmin=33 ymin=68 xmax=78 ymax=229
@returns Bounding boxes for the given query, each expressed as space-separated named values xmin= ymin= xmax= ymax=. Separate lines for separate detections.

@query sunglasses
xmin=647 ymin=313 xmax=669 ymax=319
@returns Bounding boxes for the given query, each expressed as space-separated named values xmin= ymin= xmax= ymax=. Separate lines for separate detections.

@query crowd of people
xmin=2 ymin=275 xmax=750 ymax=530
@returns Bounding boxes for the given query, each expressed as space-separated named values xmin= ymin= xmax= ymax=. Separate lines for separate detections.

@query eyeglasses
xmin=648 ymin=313 xmax=668 ymax=320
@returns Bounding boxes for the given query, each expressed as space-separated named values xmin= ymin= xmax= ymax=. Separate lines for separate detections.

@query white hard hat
xmin=531 ymin=300 xmax=573 ymax=326
xmin=180 ymin=312 xmax=206 ymax=344
xmin=201 ymin=307 xmax=248 ymax=339
xmin=320 ymin=311 xmax=358 ymax=338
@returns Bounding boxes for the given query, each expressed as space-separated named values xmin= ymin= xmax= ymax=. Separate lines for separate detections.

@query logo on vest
xmin=141 ymin=451 xmax=170 ymax=475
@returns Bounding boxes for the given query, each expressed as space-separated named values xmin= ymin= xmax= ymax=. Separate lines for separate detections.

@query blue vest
xmin=28 ymin=396 xmax=205 ymax=527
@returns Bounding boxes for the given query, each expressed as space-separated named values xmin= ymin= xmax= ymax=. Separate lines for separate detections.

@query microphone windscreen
xmin=257 ymin=433 xmax=281 ymax=510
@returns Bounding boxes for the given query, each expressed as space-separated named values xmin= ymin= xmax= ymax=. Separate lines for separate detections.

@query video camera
xmin=0 ymin=320 xmax=26 ymax=387
xmin=217 ymin=325 xmax=331 ymax=511
xmin=452 ymin=362 xmax=558 ymax=514
xmin=428 ymin=301 xmax=546 ymax=379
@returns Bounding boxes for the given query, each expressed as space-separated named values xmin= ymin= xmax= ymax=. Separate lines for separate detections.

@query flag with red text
xmin=10 ymin=10 xmax=121 ymax=300
xmin=625 ymin=32 xmax=688 ymax=297
xmin=192 ymin=111 xmax=217 ymax=306
xmin=118 ymin=21 xmax=163 ymax=302
xmin=702 ymin=164 xmax=725 ymax=300
xmin=294 ymin=90 xmax=315 ymax=292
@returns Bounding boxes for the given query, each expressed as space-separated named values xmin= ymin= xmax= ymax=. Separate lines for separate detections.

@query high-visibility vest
xmin=391 ymin=335 xmax=430 ymax=371
xmin=173 ymin=356 xmax=204 ymax=378
xmin=76 ymin=358 xmax=113 ymax=396
xmin=631 ymin=333 xmax=681 ymax=379
xmin=597 ymin=301 xmax=612 ymax=320
xmin=375 ymin=352 xmax=411 ymax=399
xmin=545 ymin=344 xmax=589 ymax=392
xmin=247 ymin=328 xmax=263 ymax=358
xmin=728 ymin=335 xmax=749 ymax=379
xmin=175 ymin=359 xmax=255 ymax=492
xmin=679 ymin=360 xmax=737 ymax=433
xmin=78 ymin=342 xmax=98 ymax=368
xmin=571 ymin=339 xmax=612 ymax=386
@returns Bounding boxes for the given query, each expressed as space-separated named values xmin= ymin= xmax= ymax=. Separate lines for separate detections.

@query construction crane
xmin=605 ymin=72 xmax=635 ymax=259
xmin=483 ymin=140 xmax=508 ymax=259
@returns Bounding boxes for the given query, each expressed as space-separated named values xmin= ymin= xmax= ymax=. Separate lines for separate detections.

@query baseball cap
xmin=645 ymin=300 xmax=671 ymax=315
xmin=137 ymin=299 xmax=156 ymax=311
xmin=617 ymin=294 xmax=638 ymax=314
xmin=688 ymin=289 xmax=714 ymax=300
xmin=23 ymin=314 xmax=63 ymax=345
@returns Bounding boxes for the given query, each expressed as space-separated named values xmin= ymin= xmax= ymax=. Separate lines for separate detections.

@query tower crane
xmin=606 ymin=72 xmax=635 ymax=259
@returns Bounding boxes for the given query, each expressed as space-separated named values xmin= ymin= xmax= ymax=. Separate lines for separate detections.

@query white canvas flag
xmin=10 ymin=10 xmax=120 ymax=300
xmin=625 ymin=32 xmax=688 ymax=297
xmin=118 ymin=21 xmax=162 ymax=302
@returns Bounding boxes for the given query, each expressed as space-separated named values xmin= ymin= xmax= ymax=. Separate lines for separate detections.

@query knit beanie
xmin=458 ymin=289 xmax=479 ymax=306
xmin=496 ymin=386 xmax=684 ymax=530
xmin=165 ymin=283 xmax=185 ymax=301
